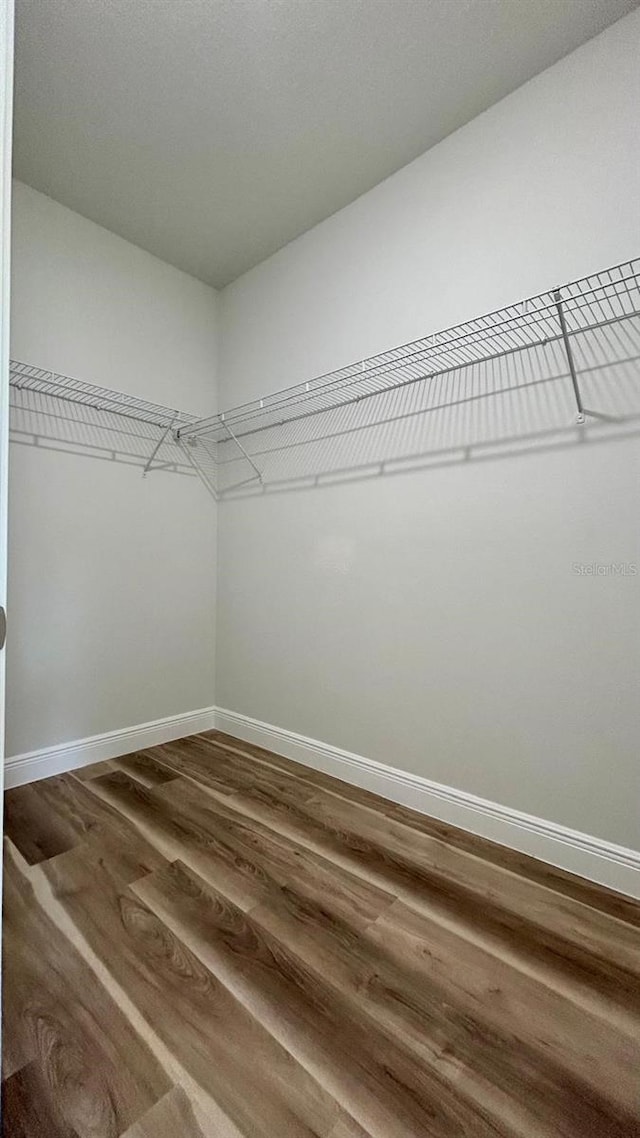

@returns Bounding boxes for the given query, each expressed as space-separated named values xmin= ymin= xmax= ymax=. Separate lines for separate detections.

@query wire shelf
xmin=9 ymin=257 xmax=640 ymax=499
xmin=8 ymin=360 xmax=219 ymax=495
xmin=9 ymin=361 xmax=196 ymax=430
xmin=175 ymin=257 xmax=640 ymax=494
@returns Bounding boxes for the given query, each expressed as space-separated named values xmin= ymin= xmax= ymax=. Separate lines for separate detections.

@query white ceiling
xmin=13 ymin=0 xmax=638 ymax=289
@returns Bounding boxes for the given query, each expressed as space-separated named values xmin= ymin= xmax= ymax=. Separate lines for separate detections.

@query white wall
xmin=217 ymin=12 xmax=640 ymax=848
xmin=7 ymin=182 xmax=218 ymax=755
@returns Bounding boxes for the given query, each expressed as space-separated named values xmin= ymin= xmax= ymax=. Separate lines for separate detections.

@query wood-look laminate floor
xmin=3 ymin=731 xmax=640 ymax=1137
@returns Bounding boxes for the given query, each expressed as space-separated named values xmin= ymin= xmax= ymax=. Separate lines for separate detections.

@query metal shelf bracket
xmin=553 ymin=288 xmax=587 ymax=424
xmin=142 ymin=413 xmax=178 ymax=477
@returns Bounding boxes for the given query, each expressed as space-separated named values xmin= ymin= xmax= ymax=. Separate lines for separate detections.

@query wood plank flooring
xmin=3 ymin=730 xmax=640 ymax=1137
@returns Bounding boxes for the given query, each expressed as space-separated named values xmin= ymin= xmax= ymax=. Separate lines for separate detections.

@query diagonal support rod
xmin=553 ymin=289 xmax=585 ymax=423
xmin=175 ymin=435 xmax=219 ymax=500
xmin=221 ymin=415 xmax=264 ymax=483
xmin=142 ymin=413 xmax=178 ymax=476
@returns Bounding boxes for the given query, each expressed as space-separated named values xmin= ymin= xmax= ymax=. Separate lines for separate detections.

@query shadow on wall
xmin=9 ymin=385 xmax=218 ymax=498
xmin=213 ymin=316 xmax=640 ymax=497
xmin=10 ymin=313 xmax=640 ymax=500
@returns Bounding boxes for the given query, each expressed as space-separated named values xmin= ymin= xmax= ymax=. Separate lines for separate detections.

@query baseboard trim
xmin=6 ymin=703 xmax=639 ymax=899
xmin=215 ymin=707 xmax=640 ymax=900
xmin=4 ymin=706 xmax=218 ymax=789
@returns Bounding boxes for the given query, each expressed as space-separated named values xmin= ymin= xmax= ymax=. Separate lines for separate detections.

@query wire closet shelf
xmin=8 ymin=360 xmax=219 ymax=487
xmin=9 ymin=257 xmax=640 ymax=496
xmin=176 ymin=257 xmax=640 ymax=494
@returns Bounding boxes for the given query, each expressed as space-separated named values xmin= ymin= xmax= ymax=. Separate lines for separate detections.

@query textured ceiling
xmin=13 ymin=0 xmax=639 ymax=288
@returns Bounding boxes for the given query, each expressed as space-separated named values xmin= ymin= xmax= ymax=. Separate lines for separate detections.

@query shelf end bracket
xmin=553 ymin=289 xmax=587 ymax=424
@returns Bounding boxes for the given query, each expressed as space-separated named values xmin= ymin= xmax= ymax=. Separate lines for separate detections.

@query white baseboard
xmin=215 ymin=707 xmax=640 ymax=900
xmin=6 ymin=702 xmax=639 ymax=899
xmin=4 ymin=705 xmax=218 ymax=789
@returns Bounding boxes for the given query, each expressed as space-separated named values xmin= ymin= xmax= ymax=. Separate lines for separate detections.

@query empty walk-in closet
xmin=1 ymin=2 xmax=639 ymax=1136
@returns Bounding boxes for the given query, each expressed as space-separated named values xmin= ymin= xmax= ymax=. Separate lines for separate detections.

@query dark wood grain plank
xmin=2 ymin=1062 xmax=78 ymax=1138
xmin=41 ymin=769 xmax=170 ymax=883
xmin=146 ymin=735 xmax=318 ymax=809
xmin=251 ymin=885 xmax=640 ymax=1131
xmin=7 ymin=771 xmax=167 ymax=884
xmin=206 ymin=731 xmax=640 ymax=928
xmin=184 ymin=762 xmax=640 ymax=1012
xmin=87 ymin=769 xmax=394 ymax=925
xmin=4 ymin=784 xmax=81 ymax=864
xmin=303 ymin=791 xmax=640 ymax=982
xmin=135 ymin=860 xmax=637 ymax=1138
xmin=1 ymin=955 xmax=34 ymax=1082
xmin=83 ymin=768 xmax=275 ymax=910
xmin=157 ymin=774 xmax=396 ymax=927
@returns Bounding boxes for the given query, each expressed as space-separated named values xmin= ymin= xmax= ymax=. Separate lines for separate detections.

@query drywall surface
xmin=7 ymin=182 xmax=218 ymax=755
xmin=217 ymin=12 xmax=640 ymax=847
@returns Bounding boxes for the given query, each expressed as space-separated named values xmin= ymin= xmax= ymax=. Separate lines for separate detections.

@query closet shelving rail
xmin=177 ymin=257 xmax=640 ymax=493
xmin=8 ymin=359 xmax=218 ymax=490
xmin=9 ymin=257 xmax=640 ymax=496
xmin=9 ymin=361 xmax=193 ymax=431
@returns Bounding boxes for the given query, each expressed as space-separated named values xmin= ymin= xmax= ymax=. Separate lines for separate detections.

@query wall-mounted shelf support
xmin=220 ymin=414 xmax=264 ymax=484
xmin=553 ymin=288 xmax=586 ymax=424
xmin=142 ymin=412 xmax=178 ymax=476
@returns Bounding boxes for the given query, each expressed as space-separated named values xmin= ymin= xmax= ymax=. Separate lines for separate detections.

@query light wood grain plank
xmin=328 ymin=1119 xmax=372 ymax=1138
xmin=72 ymin=760 xmax=116 ymax=781
xmin=133 ymin=859 xmax=522 ymax=1138
xmin=113 ymin=752 xmax=180 ymax=788
xmin=120 ymin=1086 xmax=206 ymax=1138
xmin=366 ymin=897 xmax=640 ymax=1116
xmin=3 ymin=842 xmax=171 ymax=1137
xmin=248 ymin=887 xmax=638 ymax=1135
xmin=41 ymin=848 xmax=344 ymax=1138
